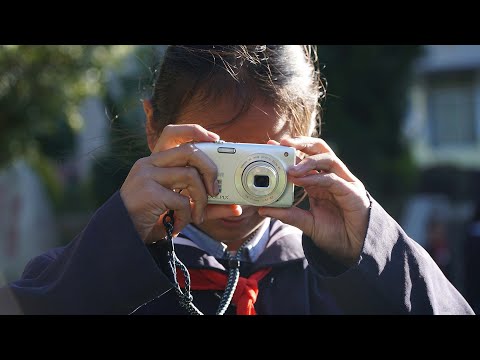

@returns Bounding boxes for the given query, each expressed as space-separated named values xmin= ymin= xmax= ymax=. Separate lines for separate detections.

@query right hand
xmin=120 ymin=124 xmax=242 ymax=244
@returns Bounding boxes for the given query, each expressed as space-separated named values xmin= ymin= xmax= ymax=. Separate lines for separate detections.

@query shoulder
xmin=269 ymin=218 xmax=303 ymax=241
xmin=256 ymin=219 xmax=305 ymax=265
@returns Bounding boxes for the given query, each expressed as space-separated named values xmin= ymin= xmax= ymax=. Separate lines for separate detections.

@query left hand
xmin=258 ymin=137 xmax=371 ymax=266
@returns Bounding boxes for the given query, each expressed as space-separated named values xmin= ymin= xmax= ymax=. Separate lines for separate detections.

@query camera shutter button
xmin=217 ymin=147 xmax=236 ymax=154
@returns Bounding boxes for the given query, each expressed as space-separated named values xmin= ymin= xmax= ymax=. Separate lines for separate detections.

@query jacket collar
xmin=173 ymin=219 xmax=305 ymax=271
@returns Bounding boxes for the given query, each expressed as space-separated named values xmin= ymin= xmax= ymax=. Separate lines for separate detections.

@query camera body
xmin=195 ymin=140 xmax=296 ymax=207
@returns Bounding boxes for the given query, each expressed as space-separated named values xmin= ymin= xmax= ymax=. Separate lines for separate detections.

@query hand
xmin=120 ymin=124 xmax=242 ymax=244
xmin=258 ymin=137 xmax=371 ymax=266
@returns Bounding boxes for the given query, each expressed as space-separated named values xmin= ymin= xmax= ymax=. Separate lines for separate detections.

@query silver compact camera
xmin=195 ymin=140 xmax=296 ymax=207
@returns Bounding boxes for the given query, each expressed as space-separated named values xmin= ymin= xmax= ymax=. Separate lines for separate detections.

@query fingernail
xmin=213 ymin=180 xmax=220 ymax=196
xmin=234 ymin=205 xmax=243 ymax=215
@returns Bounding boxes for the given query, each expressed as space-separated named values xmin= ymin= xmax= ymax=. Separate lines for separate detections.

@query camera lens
xmin=254 ymin=175 xmax=270 ymax=188
xmin=242 ymin=161 xmax=278 ymax=198
xmin=235 ymin=153 xmax=289 ymax=206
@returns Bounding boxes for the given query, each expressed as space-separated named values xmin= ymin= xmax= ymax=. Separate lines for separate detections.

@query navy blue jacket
xmin=0 ymin=192 xmax=474 ymax=314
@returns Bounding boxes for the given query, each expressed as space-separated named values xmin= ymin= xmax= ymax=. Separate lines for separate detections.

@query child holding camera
xmin=0 ymin=45 xmax=473 ymax=314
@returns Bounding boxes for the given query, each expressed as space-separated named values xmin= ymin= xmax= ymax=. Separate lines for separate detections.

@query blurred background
xmin=1 ymin=45 xmax=479 ymax=312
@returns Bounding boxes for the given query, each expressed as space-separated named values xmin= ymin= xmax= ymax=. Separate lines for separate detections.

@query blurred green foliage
xmin=0 ymin=45 xmax=134 ymax=168
xmin=0 ymin=45 xmax=136 ymax=206
xmin=317 ymin=45 xmax=423 ymax=216
xmin=90 ymin=46 xmax=159 ymax=208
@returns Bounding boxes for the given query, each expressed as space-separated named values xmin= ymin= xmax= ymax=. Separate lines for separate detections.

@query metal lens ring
xmin=242 ymin=161 xmax=278 ymax=197
xmin=234 ymin=153 xmax=287 ymax=206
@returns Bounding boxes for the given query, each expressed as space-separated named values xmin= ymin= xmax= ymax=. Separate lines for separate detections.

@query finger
xmin=145 ymin=222 xmax=167 ymax=244
xmin=290 ymin=172 xmax=358 ymax=198
xmin=144 ymin=189 xmax=192 ymax=243
xmin=153 ymin=124 xmax=220 ymax=152
xmin=147 ymin=209 xmax=191 ymax=243
xmin=181 ymin=189 xmax=243 ymax=222
xmin=154 ymin=204 xmax=243 ymax=240
xmin=289 ymin=153 xmax=358 ymax=183
xmin=172 ymin=200 xmax=197 ymax=236
xmin=178 ymin=191 xmax=243 ymax=224
xmin=279 ymin=136 xmax=335 ymax=156
xmin=145 ymin=167 xmax=208 ymax=224
xmin=162 ymin=190 xmax=192 ymax=232
xmin=147 ymin=209 xmax=193 ymax=243
xmin=266 ymin=139 xmax=280 ymax=145
xmin=258 ymin=206 xmax=314 ymax=237
xmin=148 ymin=143 xmax=219 ymax=196
xmin=204 ymin=204 xmax=243 ymax=221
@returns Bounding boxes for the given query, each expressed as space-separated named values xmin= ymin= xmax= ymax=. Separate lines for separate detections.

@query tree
xmin=90 ymin=46 xmax=161 ymax=207
xmin=0 ymin=45 xmax=137 ymax=209
xmin=316 ymin=45 xmax=423 ymax=217
xmin=0 ymin=45 xmax=134 ymax=169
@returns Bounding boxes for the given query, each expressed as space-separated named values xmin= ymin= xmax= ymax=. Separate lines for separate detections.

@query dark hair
xmin=150 ymin=45 xmax=326 ymax=137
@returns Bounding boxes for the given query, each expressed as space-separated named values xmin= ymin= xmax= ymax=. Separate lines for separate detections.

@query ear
xmin=143 ymin=99 xmax=158 ymax=153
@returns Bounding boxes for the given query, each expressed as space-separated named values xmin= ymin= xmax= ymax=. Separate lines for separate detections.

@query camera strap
xmin=163 ymin=210 xmax=252 ymax=315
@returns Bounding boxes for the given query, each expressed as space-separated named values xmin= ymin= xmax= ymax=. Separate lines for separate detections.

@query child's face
xmin=176 ymin=96 xmax=293 ymax=248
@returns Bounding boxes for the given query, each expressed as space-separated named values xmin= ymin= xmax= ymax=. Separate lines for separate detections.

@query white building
xmin=401 ymin=45 xmax=480 ymax=290
xmin=0 ymin=160 xmax=59 ymax=286
xmin=403 ymin=45 xmax=480 ymax=170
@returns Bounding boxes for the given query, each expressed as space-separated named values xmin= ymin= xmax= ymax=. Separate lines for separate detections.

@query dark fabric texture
xmin=0 ymin=191 xmax=474 ymax=315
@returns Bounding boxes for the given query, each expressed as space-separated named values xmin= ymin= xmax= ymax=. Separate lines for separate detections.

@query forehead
xmin=176 ymin=96 xmax=290 ymax=143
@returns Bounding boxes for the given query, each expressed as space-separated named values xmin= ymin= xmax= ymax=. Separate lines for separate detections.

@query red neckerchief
xmin=176 ymin=267 xmax=272 ymax=315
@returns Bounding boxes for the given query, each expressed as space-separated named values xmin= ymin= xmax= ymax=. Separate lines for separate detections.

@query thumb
xmin=148 ymin=204 xmax=242 ymax=242
xmin=204 ymin=204 xmax=243 ymax=221
xmin=258 ymin=206 xmax=313 ymax=236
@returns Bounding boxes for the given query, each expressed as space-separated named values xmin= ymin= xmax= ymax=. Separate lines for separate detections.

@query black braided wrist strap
xmin=163 ymin=210 xmax=252 ymax=315
xmin=163 ymin=210 xmax=203 ymax=315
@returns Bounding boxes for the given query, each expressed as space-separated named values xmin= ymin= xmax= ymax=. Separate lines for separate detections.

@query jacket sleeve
xmin=303 ymin=194 xmax=474 ymax=314
xmin=0 ymin=191 xmax=173 ymax=315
